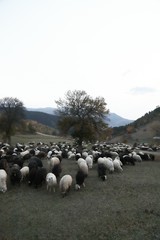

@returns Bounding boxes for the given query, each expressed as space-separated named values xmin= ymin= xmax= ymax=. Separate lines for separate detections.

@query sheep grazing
xmin=82 ymin=151 xmax=88 ymax=159
xmin=75 ymin=169 xmax=87 ymax=190
xmin=0 ymin=169 xmax=7 ymax=193
xmin=28 ymin=167 xmax=37 ymax=186
xmin=68 ymin=152 xmax=76 ymax=160
xmin=33 ymin=167 xmax=47 ymax=188
xmin=51 ymin=163 xmax=62 ymax=178
xmin=113 ymin=157 xmax=123 ymax=173
xmin=77 ymin=158 xmax=86 ymax=165
xmin=10 ymin=166 xmax=22 ymax=186
xmin=46 ymin=173 xmax=57 ymax=192
xmin=97 ymin=163 xmax=107 ymax=181
xmin=131 ymin=152 xmax=142 ymax=162
xmin=137 ymin=152 xmax=154 ymax=161
xmin=74 ymin=160 xmax=89 ymax=191
xmin=98 ymin=157 xmax=114 ymax=173
xmin=0 ymin=158 xmax=9 ymax=174
xmin=120 ymin=154 xmax=135 ymax=165
xmin=78 ymin=161 xmax=89 ymax=178
xmin=85 ymin=155 xmax=93 ymax=169
xmin=47 ymin=150 xmax=53 ymax=159
xmin=10 ymin=155 xmax=24 ymax=169
xmin=29 ymin=156 xmax=43 ymax=168
xmin=28 ymin=158 xmax=38 ymax=171
xmin=49 ymin=156 xmax=60 ymax=170
xmin=20 ymin=166 xmax=29 ymax=181
xmin=59 ymin=174 xmax=73 ymax=197
xmin=20 ymin=149 xmax=30 ymax=158
xmin=75 ymin=153 xmax=81 ymax=161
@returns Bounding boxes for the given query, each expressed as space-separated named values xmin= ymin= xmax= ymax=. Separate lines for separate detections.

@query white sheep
xmin=49 ymin=156 xmax=60 ymax=170
xmin=20 ymin=149 xmax=30 ymax=158
xmin=113 ymin=157 xmax=123 ymax=172
xmin=67 ymin=150 xmax=76 ymax=160
xmin=132 ymin=152 xmax=142 ymax=162
xmin=59 ymin=174 xmax=73 ymax=197
xmin=78 ymin=161 xmax=89 ymax=178
xmin=75 ymin=160 xmax=89 ymax=190
xmin=0 ymin=169 xmax=7 ymax=193
xmin=98 ymin=157 xmax=114 ymax=173
xmin=76 ymin=152 xmax=81 ymax=161
xmin=77 ymin=157 xmax=86 ymax=165
xmin=20 ymin=166 xmax=29 ymax=181
xmin=97 ymin=157 xmax=104 ymax=164
xmin=110 ymin=151 xmax=119 ymax=160
xmin=82 ymin=151 xmax=88 ymax=159
xmin=85 ymin=155 xmax=93 ymax=169
xmin=47 ymin=150 xmax=52 ymax=159
xmin=46 ymin=173 xmax=57 ymax=192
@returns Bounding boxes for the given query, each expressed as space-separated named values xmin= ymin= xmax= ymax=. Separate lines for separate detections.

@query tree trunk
xmin=77 ymin=138 xmax=83 ymax=152
xmin=7 ymin=135 xmax=11 ymax=145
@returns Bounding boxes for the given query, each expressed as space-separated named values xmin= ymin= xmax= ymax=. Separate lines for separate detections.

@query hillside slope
xmin=25 ymin=110 xmax=59 ymax=128
xmin=110 ymin=107 xmax=160 ymax=144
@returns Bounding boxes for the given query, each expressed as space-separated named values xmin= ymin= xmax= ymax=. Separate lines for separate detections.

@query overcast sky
xmin=0 ymin=0 xmax=160 ymax=120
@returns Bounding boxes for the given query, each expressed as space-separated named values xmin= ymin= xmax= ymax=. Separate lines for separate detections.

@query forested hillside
xmin=110 ymin=107 xmax=160 ymax=144
xmin=24 ymin=111 xmax=59 ymax=128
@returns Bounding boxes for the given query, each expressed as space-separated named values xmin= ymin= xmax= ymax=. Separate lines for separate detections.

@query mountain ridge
xmin=25 ymin=107 xmax=160 ymax=144
xmin=26 ymin=107 xmax=134 ymax=127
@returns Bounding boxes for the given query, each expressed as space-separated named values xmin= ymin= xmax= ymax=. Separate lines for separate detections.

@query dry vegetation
xmin=24 ymin=120 xmax=56 ymax=135
xmin=0 ymin=134 xmax=160 ymax=240
xmin=111 ymin=120 xmax=160 ymax=145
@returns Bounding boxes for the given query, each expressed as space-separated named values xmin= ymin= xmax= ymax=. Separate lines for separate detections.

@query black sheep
xmin=0 ymin=158 xmax=10 ymax=174
xmin=75 ymin=170 xmax=86 ymax=190
xmin=51 ymin=163 xmax=62 ymax=178
xmin=29 ymin=156 xmax=43 ymax=168
xmin=120 ymin=155 xmax=135 ymax=165
xmin=97 ymin=163 xmax=107 ymax=181
xmin=28 ymin=156 xmax=43 ymax=171
xmin=28 ymin=167 xmax=37 ymax=186
xmin=28 ymin=167 xmax=47 ymax=188
xmin=10 ymin=167 xmax=22 ymax=185
xmin=34 ymin=167 xmax=47 ymax=188
xmin=11 ymin=155 xmax=24 ymax=168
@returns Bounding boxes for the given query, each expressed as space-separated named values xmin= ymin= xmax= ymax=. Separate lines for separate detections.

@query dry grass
xmin=10 ymin=133 xmax=73 ymax=146
xmin=0 ymin=153 xmax=160 ymax=240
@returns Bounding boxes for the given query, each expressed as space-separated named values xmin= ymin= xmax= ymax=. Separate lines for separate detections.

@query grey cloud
xmin=122 ymin=69 xmax=131 ymax=77
xmin=130 ymin=87 xmax=156 ymax=95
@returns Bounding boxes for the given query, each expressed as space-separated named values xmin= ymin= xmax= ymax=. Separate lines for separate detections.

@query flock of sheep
xmin=0 ymin=141 xmax=156 ymax=196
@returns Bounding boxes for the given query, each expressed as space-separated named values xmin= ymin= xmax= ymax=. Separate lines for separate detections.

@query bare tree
xmin=0 ymin=97 xmax=26 ymax=144
xmin=55 ymin=90 xmax=110 ymax=148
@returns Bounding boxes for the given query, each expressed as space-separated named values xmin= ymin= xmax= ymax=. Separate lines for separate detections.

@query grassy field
xmin=9 ymin=133 xmax=73 ymax=146
xmin=0 ymin=146 xmax=160 ymax=240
